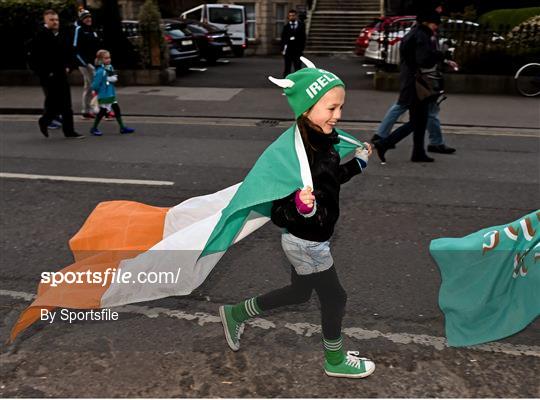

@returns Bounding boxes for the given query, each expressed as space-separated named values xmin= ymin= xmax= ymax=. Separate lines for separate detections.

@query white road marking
xmin=0 ymin=173 xmax=174 ymax=186
xmin=1 ymin=289 xmax=539 ymax=357
xmin=188 ymin=67 xmax=208 ymax=72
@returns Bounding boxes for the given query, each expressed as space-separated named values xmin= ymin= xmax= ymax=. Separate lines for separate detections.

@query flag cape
xmin=11 ymin=125 xmax=361 ymax=341
xmin=430 ymin=210 xmax=540 ymax=347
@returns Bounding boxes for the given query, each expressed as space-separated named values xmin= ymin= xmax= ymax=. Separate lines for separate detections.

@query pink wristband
xmin=295 ymin=190 xmax=313 ymax=214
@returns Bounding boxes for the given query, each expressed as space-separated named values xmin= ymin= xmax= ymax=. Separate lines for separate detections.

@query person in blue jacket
xmin=90 ymin=50 xmax=134 ymax=136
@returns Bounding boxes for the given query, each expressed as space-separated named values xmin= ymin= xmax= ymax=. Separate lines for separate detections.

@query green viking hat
xmin=268 ymin=57 xmax=345 ymax=118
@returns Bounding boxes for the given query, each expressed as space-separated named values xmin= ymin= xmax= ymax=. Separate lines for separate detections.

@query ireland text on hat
xmin=305 ymin=73 xmax=339 ymax=99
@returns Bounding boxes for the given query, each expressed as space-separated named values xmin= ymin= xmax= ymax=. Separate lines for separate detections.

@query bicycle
xmin=514 ymin=63 xmax=540 ymax=97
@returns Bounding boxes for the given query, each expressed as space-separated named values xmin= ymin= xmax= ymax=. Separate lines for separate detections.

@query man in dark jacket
xmin=281 ymin=9 xmax=306 ymax=77
xmin=30 ymin=9 xmax=83 ymax=139
xmin=73 ymin=9 xmax=102 ymax=118
xmin=374 ymin=10 xmax=444 ymax=162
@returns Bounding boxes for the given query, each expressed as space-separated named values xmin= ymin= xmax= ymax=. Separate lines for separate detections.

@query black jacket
xmin=271 ymin=127 xmax=362 ymax=242
xmin=28 ymin=26 xmax=73 ymax=78
xmin=397 ymin=24 xmax=445 ymax=106
xmin=73 ymin=23 xmax=102 ymax=67
xmin=281 ymin=20 xmax=306 ymax=55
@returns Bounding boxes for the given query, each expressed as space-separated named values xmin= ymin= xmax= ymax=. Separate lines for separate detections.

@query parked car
xmin=121 ymin=19 xmax=200 ymax=71
xmin=180 ymin=4 xmax=247 ymax=56
xmin=355 ymin=18 xmax=381 ymax=56
xmin=363 ymin=15 xmax=416 ymax=63
xmin=173 ymin=19 xmax=233 ymax=63
xmin=356 ymin=16 xmax=414 ymax=56
xmin=364 ymin=17 xmax=504 ymax=66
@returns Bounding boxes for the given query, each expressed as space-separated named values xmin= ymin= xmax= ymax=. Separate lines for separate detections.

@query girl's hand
xmin=299 ymin=186 xmax=315 ymax=207
xmin=362 ymin=142 xmax=372 ymax=156
xmin=355 ymin=145 xmax=370 ymax=169
xmin=295 ymin=187 xmax=315 ymax=215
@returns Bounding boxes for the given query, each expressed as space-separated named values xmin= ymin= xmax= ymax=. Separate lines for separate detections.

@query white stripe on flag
xmin=338 ymin=134 xmax=365 ymax=148
xmin=294 ymin=125 xmax=313 ymax=191
xmin=100 ymin=188 xmax=270 ymax=308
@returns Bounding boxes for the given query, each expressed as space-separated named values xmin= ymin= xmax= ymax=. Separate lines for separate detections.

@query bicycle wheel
xmin=515 ymin=63 xmax=540 ymax=97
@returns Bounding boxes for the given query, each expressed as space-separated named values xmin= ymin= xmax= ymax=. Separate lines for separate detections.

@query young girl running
xmin=90 ymin=50 xmax=134 ymax=136
xmin=219 ymin=58 xmax=375 ymax=379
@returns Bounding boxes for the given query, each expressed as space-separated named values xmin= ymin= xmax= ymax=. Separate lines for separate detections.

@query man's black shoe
xmin=38 ymin=117 xmax=49 ymax=138
xmin=64 ymin=132 xmax=85 ymax=139
xmin=371 ymin=134 xmax=395 ymax=149
xmin=428 ymin=144 xmax=456 ymax=154
xmin=411 ymin=153 xmax=435 ymax=162
xmin=374 ymin=141 xmax=387 ymax=164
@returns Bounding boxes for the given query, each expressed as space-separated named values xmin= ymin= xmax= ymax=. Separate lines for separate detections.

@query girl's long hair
xmin=296 ymin=112 xmax=324 ymax=162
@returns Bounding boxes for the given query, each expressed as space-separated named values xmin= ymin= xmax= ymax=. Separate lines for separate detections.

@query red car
xmin=355 ymin=16 xmax=416 ymax=57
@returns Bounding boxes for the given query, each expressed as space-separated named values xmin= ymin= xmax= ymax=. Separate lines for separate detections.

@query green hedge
xmin=0 ymin=0 xmax=78 ymax=69
xmin=478 ymin=7 xmax=540 ymax=32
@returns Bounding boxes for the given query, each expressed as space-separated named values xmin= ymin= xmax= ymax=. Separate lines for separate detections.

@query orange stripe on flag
xmin=10 ymin=201 xmax=169 ymax=342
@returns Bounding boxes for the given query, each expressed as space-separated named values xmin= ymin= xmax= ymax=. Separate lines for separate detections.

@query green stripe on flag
xmin=200 ymin=125 xmax=359 ymax=258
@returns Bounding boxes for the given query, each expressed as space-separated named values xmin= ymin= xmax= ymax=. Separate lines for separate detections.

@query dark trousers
xmin=283 ymin=52 xmax=302 ymax=77
xmin=257 ymin=265 xmax=347 ymax=340
xmin=384 ymin=98 xmax=430 ymax=156
xmin=39 ymin=72 xmax=75 ymax=136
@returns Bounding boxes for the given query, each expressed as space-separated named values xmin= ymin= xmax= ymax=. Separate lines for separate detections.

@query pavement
xmin=0 ymin=55 xmax=539 ymax=398
xmin=1 ymin=56 xmax=539 ymax=129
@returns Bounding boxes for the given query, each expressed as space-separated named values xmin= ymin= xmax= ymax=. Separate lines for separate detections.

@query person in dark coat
xmin=29 ymin=9 xmax=83 ymax=139
xmin=73 ymin=9 xmax=102 ymax=118
xmin=373 ymin=10 xmax=444 ymax=162
xmin=280 ymin=9 xmax=306 ymax=77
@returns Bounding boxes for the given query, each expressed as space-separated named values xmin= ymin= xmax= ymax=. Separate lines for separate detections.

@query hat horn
xmin=268 ymin=76 xmax=295 ymax=88
xmin=300 ymin=56 xmax=316 ymax=68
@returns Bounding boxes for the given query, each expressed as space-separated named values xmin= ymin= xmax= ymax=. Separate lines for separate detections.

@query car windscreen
xmin=208 ymin=8 xmax=243 ymax=25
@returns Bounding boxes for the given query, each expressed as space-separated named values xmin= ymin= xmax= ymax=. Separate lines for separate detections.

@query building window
xmin=275 ymin=4 xmax=287 ymax=39
xmin=238 ymin=3 xmax=256 ymax=39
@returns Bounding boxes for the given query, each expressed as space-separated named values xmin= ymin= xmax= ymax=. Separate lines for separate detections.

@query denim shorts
xmin=281 ymin=232 xmax=334 ymax=275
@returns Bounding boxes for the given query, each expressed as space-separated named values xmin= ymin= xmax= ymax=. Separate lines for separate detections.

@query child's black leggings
xmin=95 ymin=103 xmax=123 ymax=127
xmin=257 ymin=265 xmax=347 ymax=340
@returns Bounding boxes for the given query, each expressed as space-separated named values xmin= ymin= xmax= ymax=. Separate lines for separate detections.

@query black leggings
xmin=95 ymin=103 xmax=123 ymax=127
xmin=257 ymin=265 xmax=347 ymax=340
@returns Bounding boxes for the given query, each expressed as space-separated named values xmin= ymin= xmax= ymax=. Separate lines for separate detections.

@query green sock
xmin=231 ymin=297 xmax=262 ymax=323
xmin=323 ymin=336 xmax=345 ymax=365
xmin=92 ymin=117 xmax=100 ymax=130
xmin=115 ymin=114 xmax=125 ymax=129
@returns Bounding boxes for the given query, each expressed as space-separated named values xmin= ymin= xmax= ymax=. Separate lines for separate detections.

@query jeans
xmin=281 ymin=232 xmax=334 ymax=275
xmin=377 ymin=101 xmax=444 ymax=146
xmin=78 ymin=64 xmax=96 ymax=114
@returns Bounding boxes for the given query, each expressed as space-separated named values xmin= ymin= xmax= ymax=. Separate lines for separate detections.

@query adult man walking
xmin=30 ymin=9 xmax=83 ymax=139
xmin=371 ymin=0 xmax=457 ymax=156
xmin=73 ymin=9 xmax=101 ymax=119
xmin=281 ymin=9 xmax=306 ymax=77
xmin=373 ymin=10 xmax=444 ymax=162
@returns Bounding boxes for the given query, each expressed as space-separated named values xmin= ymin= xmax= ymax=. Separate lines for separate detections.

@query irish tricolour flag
xmin=11 ymin=125 xmax=362 ymax=341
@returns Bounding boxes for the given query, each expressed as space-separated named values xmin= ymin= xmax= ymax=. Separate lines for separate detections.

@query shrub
xmin=137 ymin=0 xmax=168 ymax=69
xmin=478 ymin=7 xmax=540 ymax=32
